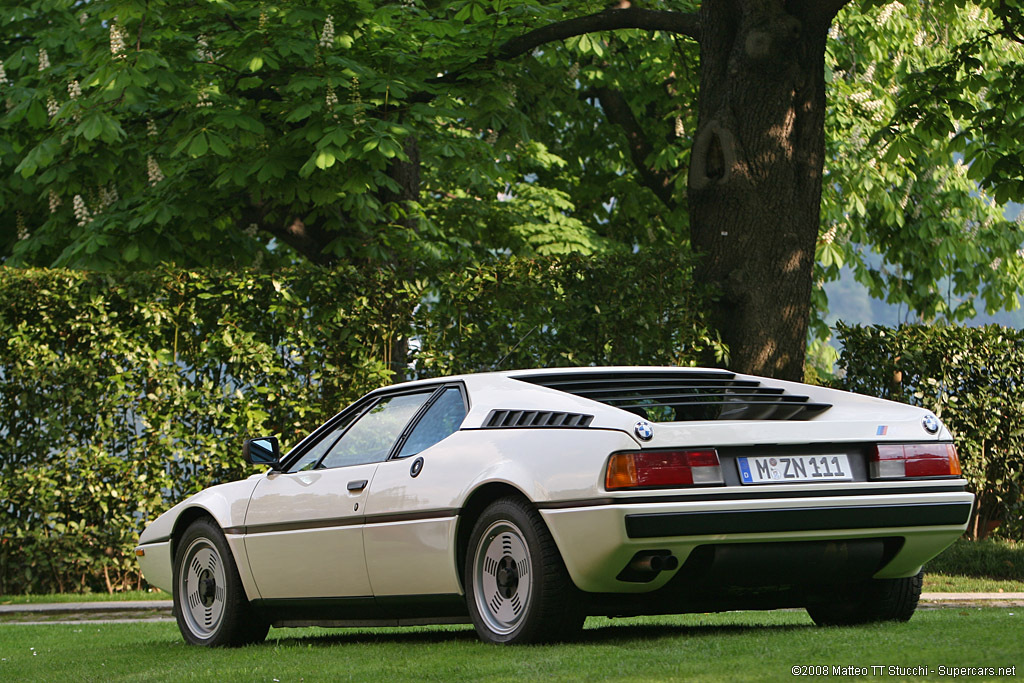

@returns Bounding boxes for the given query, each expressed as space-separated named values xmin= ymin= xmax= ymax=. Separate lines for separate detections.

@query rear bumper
xmin=624 ymin=501 xmax=971 ymax=538
xmin=540 ymin=483 xmax=974 ymax=593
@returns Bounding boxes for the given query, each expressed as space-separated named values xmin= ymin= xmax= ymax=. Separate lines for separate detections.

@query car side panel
xmin=362 ymin=428 xmax=637 ymax=596
xmin=243 ymin=464 xmax=379 ymax=599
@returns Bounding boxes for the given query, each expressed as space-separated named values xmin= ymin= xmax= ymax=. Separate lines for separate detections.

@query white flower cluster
xmin=320 ymin=15 xmax=335 ymax=49
xmin=46 ymin=96 xmax=60 ymax=119
xmin=990 ymin=257 xmax=1002 ymax=271
xmin=0 ymin=60 xmax=8 ymax=86
xmin=49 ymin=190 xmax=61 ymax=214
xmin=1017 ymin=248 xmax=1024 ymax=259
xmin=875 ymin=2 xmax=904 ymax=26
xmin=484 ymin=129 xmax=498 ymax=145
xmin=259 ymin=9 xmax=268 ymax=30
xmin=849 ymin=91 xmax=872 ymax=103
xmin=73 ymin=194 xmax=92 ymax=226
xmin=675 ymin=117 xmax=685 ymax=138
xmin=17 ymin=212 xmax=28 ymax=241
xmin=147 ymin=118 xmax=157 ymax=137
xmin=147 ymin=155 xmax=165 ymax=185
xmin=245 ymin=223 xmax=259 ymax=238
xmin=900 ymin=177 xmax=914 ymax=209
xmin=79 ymin=12 xmax=88 ymax=25
xmin=196 ymin=89 xmax=212 ymax=108
xmin=349 ymin=77 xmax=365 ymax=125
xmin=110 ymin=23 xmax=126 ymax=58
xmin=914 ymin=30 xmax=927 ymax=48
xmin=820 ymin=224 xmax=838 ymax=244
xmin=566 ymin=63 xmax=580 ymax=81
xmin=828 ymin=24 xmax=841 ymax=40
xmin=38 ymin=48 xmax=50 ymax=71
xmin=968 ymin=6 xmax=981 ymax=22
xmin=68 ymin=80 xmax=81 ymax=99
xmin=325 ymin=85 xmax=339 ymax=120
xmin=861 ymin=62 xmax=876 ymax=84
xmin=197 ymin=35 xmax=214 ymax=62
xmin=98 ymin=184 xmax=118 ymax=209
xmin=505 ymin=82 xmax=517 ymax=109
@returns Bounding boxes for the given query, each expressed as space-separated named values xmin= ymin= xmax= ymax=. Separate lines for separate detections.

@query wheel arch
xmin=455 ymin=481 xmax=536 ymax=587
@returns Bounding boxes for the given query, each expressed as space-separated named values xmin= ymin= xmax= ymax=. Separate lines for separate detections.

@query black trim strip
xmin=533 ymin=483 xmax=969 ymax=509
xmin=234 ymin=508 xmax=459 ymax=536
xmin=625 ymin=502 xmax=973 ymax=538
xmin=139 ymin=536 xmax=171 ymax=544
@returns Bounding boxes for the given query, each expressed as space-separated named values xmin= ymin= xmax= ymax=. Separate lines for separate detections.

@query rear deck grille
xmin=483 ymin=409 xmax=594 ymax=429
xmin=512 ymin=370 xmax=831 ymax=422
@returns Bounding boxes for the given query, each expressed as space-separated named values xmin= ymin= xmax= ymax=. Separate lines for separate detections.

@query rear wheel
xmin=173 ymin=518 xmax=269 ymax=647
xmin=806 ymin=571 xmax=923 ymax=626
xmin=465 ymin=497 xmax=584 ymax=644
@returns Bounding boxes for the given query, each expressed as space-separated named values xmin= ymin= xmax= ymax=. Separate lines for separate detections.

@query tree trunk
xmin=688 ymin=1 xmax=833 ymax=381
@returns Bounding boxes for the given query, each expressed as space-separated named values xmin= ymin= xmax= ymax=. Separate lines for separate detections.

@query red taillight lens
xmin=606 ymin=449 xmax=724 ymax=490
xmin=870 ymin=443 xmax=962 ymax=479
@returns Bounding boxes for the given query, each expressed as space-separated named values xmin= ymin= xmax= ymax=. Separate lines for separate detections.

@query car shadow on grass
xmin=260 ymin=620 xmax=813 ymax=648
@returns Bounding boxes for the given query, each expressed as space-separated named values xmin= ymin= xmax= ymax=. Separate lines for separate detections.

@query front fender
xmin=136 ymin=477 xmax=263 ymax=596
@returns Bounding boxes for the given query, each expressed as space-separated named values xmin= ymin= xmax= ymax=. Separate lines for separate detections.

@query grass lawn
xmin=0 ymin=610 xmax=1020 ymax=682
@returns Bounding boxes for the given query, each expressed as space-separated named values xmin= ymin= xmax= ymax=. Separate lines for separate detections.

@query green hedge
xmin=835 ymin=323 xmax=1024 ymax=540
xmin=413 ymin=252 xmax=724 ymax=375
xmin=0 ymin=253 xmax=719 ymax=594
xmin=0 ymin=265 xmax=418 ymax=594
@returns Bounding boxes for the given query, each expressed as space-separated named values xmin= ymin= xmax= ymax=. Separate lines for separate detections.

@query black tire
xmin=172 ymin=518 xmax=269 ymax=647
xmin=806 ymin=570 xmax=923 ymax=626
xmin=465 ymin=496 xmax=584 ymax=644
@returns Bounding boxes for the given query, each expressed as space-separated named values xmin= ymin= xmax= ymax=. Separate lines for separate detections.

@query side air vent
xmin=512 ymin=370 xmax=831 ymax=422
xmin=483 ymin=409 xmax=594 ymax=429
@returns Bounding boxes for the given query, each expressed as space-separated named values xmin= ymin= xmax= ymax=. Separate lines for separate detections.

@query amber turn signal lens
xmin=606 ymin=452 xmax=638 ymax=490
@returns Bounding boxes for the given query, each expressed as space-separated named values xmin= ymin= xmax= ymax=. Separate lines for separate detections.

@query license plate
xmin=737 ymin=454 xmax=853 ymax=484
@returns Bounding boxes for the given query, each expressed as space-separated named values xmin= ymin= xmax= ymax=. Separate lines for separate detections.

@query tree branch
xmin=589 ymin=86 xmax=676 ymax=209
xmin=494 ymin=8 xmax=699 ymax=63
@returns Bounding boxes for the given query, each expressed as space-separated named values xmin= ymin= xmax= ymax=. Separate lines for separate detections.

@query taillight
xmin=606 ymin=449 xmax=724 ymax=490
xmin=870 ymin=443 xmax=962 ymax=479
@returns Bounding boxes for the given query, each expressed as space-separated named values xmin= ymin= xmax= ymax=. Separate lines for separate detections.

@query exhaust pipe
xmin=629 ymin=552 xmax=679 ymax=573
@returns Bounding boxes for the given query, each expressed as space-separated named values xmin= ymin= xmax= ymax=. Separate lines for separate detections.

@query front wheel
xmin=173 ymin=518 xmax=269 ymax=647
xmin=806 ymin=571 xmax=923 ymax=626
xmin=465 ymin=497 xmax=584 ymax=644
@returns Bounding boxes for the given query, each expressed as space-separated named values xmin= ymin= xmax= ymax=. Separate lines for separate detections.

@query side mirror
xmin=244 ymin=436 xmax=282 ymax=470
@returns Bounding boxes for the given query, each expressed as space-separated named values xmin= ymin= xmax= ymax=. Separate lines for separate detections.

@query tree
xmin=3 ymin=1 xmax=1024 ymax=381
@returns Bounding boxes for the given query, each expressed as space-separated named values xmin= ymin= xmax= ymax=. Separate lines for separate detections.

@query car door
xmin=243 ymin=390 xmax=435 ymax=599
xmin=362 ymin=385 xmax=469 ymax=598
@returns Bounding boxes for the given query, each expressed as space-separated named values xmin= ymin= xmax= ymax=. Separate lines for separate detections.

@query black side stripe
xmin=226 ymin=508 xmax=459 ymax=536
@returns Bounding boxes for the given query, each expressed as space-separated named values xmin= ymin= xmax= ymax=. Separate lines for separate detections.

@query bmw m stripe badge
xmin=876 ymin=425 xmax=888 ymax=436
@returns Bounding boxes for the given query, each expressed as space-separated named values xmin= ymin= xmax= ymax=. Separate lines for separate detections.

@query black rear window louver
xmin=483 ymin=409 xmax=594 ymax=429
xmin=512 ymin=370 xmax=831 ymax=422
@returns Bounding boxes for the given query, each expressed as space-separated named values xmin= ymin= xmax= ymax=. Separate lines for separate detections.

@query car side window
xmin=318 ymin=392 xmax=432 ymax=469
xmin=285 ymin=412 xmax=359 ymax=473
xmin=397 ymin=387 xmax=467 ymax=458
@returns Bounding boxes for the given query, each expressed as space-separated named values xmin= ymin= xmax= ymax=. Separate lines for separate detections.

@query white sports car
xmin=136 ymin=367 xmax=973 ymax=646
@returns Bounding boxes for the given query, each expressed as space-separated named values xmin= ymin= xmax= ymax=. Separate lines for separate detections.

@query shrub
xmin=835 ymin=323 xmax=1024 ymax=540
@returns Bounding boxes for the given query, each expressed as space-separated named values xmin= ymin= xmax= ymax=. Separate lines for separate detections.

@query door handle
xmin=347 ymin=479 xmax=368 ymax=492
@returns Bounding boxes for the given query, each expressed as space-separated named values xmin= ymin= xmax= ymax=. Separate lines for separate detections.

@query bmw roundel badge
xmin=922 ymin=414 xmax=940 ymax=434
xmin=634 ymin=419 xmax=654 ymax=441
